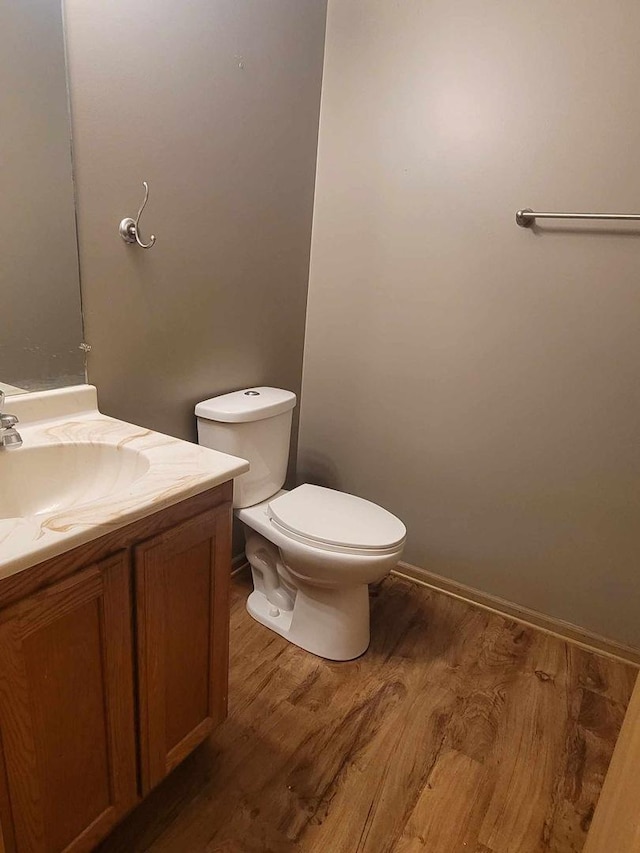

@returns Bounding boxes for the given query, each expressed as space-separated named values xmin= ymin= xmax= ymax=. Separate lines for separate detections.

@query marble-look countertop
xmin=0 ymin=381 xmax=27 ymax=396
xmin=0 ymin=385 xmax=248 ymax=579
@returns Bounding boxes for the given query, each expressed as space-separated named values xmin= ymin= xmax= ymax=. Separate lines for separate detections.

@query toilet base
xmin=246 ymin=580 xmax=371 ymax=661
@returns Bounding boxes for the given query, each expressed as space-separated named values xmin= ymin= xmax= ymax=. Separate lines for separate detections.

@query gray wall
xmin=299 ymin=0 xmax=640 ymax=646
xmin=64 ymin=0 xmax=327 ymax=457
xmin=1 ymin=0 xmax=84 ymax=391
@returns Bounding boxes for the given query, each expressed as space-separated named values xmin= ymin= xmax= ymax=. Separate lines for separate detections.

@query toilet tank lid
xmin=195 ymin=387 xmax=297 ymax=423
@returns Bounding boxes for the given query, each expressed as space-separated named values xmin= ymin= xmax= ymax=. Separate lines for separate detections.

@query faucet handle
xmin=0 ymin=428 xmax=22 ymax=449
xmin=0 ymin=391 xmax=4 ymax=412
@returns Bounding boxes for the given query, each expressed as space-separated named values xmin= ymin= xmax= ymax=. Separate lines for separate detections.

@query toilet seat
xmin=267 ymin=484 xmax=406 ymax=554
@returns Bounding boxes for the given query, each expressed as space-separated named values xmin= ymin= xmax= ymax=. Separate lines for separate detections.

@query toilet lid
xmin=267 ymin=484 xmax=406 ymax=551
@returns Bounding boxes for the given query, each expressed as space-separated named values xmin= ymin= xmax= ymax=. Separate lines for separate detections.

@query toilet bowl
xmin=195 ymin=388 xmax=406 ymax=660
xmin=237 ymin=486 xmax=405 ymax=659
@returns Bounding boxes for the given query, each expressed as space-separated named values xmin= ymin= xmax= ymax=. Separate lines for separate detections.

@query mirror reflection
xmin=0 ymin=0 xmax=84 ymax=394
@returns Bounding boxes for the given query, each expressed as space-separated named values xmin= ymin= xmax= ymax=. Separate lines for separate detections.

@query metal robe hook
xmin=119 ymin=181 xmax=156 ymax=248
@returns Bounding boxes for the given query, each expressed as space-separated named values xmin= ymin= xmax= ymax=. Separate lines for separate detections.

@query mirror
xmin=0 ymin=0 xmax=84 ymax=395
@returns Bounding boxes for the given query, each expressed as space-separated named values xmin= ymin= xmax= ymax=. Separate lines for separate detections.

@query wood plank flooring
xmin=98 ymin=573 xmax=637 ymax=853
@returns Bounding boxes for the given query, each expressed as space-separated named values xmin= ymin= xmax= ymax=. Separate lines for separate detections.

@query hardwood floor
xmin=98 ymin=573 xmax=637 ymax=853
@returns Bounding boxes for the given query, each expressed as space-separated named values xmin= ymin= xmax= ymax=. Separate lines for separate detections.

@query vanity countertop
xmin=0 ymin=381 xmax=27 ymax=396
xmin=0 ymin=385 xmax=248 ymax=580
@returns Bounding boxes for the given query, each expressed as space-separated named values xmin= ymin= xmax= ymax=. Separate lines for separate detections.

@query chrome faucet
xmin=0 ymin=392 xmax=22 ymax=449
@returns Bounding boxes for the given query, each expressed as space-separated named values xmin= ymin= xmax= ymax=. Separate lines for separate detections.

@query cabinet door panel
xmin=0 ymin=553 xmax=137 ymax=853
xmin=135 ymin=504 xmax=232 ymax=793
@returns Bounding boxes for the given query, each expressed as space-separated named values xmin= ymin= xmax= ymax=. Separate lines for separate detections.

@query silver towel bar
xmin=516 ymin=208 xmax=640 ymax=228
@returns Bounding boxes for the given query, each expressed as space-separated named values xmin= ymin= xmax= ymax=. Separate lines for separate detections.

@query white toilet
xmin=195 ymin=387 xmax=406 ymax=660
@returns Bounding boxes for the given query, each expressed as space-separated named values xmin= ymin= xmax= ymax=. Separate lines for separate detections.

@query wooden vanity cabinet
xmin=0 ymin=484 xmax=233 ymax=853
xmin=135 ymin=505 xmax=231 ymax=793
xmin=0 ymin=552 xmax=137 ymax=853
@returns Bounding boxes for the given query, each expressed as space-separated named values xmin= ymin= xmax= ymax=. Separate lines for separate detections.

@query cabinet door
xmin=0 ymin=552 xmax=137 ymax=853
xmin=135 ymin=504 xmax=232 ymax=793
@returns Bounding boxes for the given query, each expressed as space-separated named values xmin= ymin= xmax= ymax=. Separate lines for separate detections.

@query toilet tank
xmin=195 ymin=387 xmax=297 ymax=508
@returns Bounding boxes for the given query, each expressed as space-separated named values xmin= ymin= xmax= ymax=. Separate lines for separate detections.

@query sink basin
xmin=0 ymin=443 xmax=151 ymax=520
xmin=0 ymin=384 xmax=249 ymax=579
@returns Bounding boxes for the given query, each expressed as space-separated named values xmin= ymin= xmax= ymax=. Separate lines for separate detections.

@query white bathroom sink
xmin=0 ymin=384 xmax=249 ymax=580
xmin=0 ymin=442 xmax=150 ymax=520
